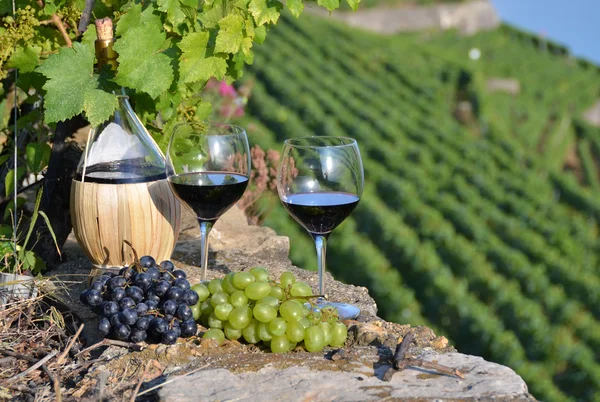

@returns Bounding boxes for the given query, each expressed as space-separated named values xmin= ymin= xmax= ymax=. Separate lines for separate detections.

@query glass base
xmin=310 ymin=301 xmax=361 ymax=320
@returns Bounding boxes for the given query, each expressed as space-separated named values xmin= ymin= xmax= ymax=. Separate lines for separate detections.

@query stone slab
xmin=159 ymin=350 xmax=533 ymax=402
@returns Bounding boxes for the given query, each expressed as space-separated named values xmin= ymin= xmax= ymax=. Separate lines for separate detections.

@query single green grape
xmin=304 ymin=326 xmax=325 ymax=352
xmin=270 ymin=334 xmax=290 ymax=353
xmin=222 ymin=273 xmax=237 ymax=294
xmin=290 ymin=282 xmax=313 ymax=297
xmin=268 ymin=317 xmax=287 ymax=337
xmin=203 ymin=328 xmax=225 ymax=344
xmin=256 ymin=295 xmax=279 ymax=308
xmin=200 ymin=299 xmax=214 ymax=317
xmin=253 ymin=303 xmax=277 ymax=323
xmin=245 ymin=282 xmax=271 ymax=300
xmin=210 ymin=291 xmax=230 ymax=307
xmin=257 ymin=321 xmax=272 ymax=342
xmin=242 ymin=319 xmax=259 ymax=344
xmin=230 ymin=290 xmax=249 ymax=308
xmin=279 ymin=271 xmax=296 ymax=288
xmin=208 ymin=313 xmax=224 ymax=329
xmin=250 ymin=266 xmax=269 ymax=282
xmin=298 ymin=318 xmax=311 ymax=329
xmin=285 ymin=320 xmax=305 ymax=343
xmin=232 ymin=272 xmax=255 ymax=290
xmin=224 ymin=323 xmax=242 ymax=340
xmin=207 ymin=279 xmax=223 ymax=294
xmin=214 ymin=303 xmax=234 ymax=321
xmin=331 ymin=322 xmax=348 ymax=347
xmin=228 ymin=306 xmax=252 ymax=330
xmin=319 ymin=322 xmax=333 ymax=346
xmin=270 ymin=286 xmax=285 ymax=300
xmin=191 ymin=302 xmax=202 ymax=321
xmin=280 ymin=300 xmax=303 ymax=322
xmin=191 ymin=283 xmax=210 ymax=302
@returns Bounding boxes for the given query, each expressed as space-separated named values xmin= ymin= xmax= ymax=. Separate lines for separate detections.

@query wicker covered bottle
xmin=70 ymin=18 xmax=181 ymax=274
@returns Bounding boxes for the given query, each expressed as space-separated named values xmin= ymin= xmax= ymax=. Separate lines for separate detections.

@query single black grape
xmin=174 ymin=278 xmax=190 ymax=290
xmin=79 ymin=289 xmax=90 ymax=305
xmin=145 ymin=289 xmax=161 ymax=303
xmin=114 ymin=324 xmax=131 ymax=341
xmin=150 ymin=318 xmax=168 ymax=335
xmin=176 ymin=305 xmax=193 ymax=321
xmin=120 ymin=297 xmax=135 ymax=310
xmin=161 ymin=330 xmax=178 ymax=345
xmin=98 ymin=317 xmax=111 ymax=336
xmin=135 ymin=315 xmax=153 ymax=331
xmin=162 ymin=299 xmax=177 ymax=316
xmin=119 ymin=266 xmax=135 ymax=280
xmin=98 ymin=275 xmax=112 ymax=284
xmin=86 ymin=289 xmax=103 ymax=306
xmin=171 ymin=325 xmax=181 ymax=338
xmin=161 ymin=272 xmax=175 ymax=284
xmin=135 ymin=273 xmax=152 ymax=291
xmin=120 ymin=308 xmax=138 ymax=325
xmin=109 ymin=313 xmax=121 ymax=327
xmin=160 ymin=260 xmax=175 ymax=272
xmin=126 ymin=286 xmax=144 ymax=303
xmin=166 ymin=286 xmax=184 ymax=302
xmin=130 ymin=329 xmax=148 ymax=343
xmin=102 ymin=301 xmax=119 ymax=316
xmin=146 ymin=267 xmax=161 ymax=281
xmin=154 ymin=280 xmax=171 ymax=297
xmin=146 ymin=300 xmax=159 ymax=309
xmin=140 ymin=255 xmax=156 ymax=268
xmin=108 ymin=276 xmax=127 ymax=291
xmin=180 ymin=319 xmax=197 ymax=338
xmin=108 ymin=287 xmax=126 ymax=302
xmin=90 ymin=280 xmax=105 ymax=292
xmin=183 ymin=290 xmax=200 ymax=306
xmin=136 ymin=302 xmax=149 ymax=314
xmin=172 ymin=270 xmax=187 ymax=280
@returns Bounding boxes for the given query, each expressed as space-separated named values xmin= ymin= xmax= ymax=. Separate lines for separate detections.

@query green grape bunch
xmin=0 ymin=5 xmax=39 ymax=79
xmin=191 ymin=268 xmax=349 ymax=353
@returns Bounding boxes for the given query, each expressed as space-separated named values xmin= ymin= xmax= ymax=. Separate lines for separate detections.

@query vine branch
xmin=78 ymin=0 xmax=95 ymax=33
xmin=36 ymin=0 xmax=73 ymax=47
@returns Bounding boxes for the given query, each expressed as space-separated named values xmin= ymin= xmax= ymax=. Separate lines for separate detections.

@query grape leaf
xmin=254 ymin=25 xmax=267 ymax=44
xmin=115 ymin=4 xmax=162 ymax=37
xmin=178 ymin=32 xmax=228 ymax=84
xmin=249 ymin=0 xmax=282 ymax=26
xmin=7 ymin=45 xmax=41 ymax=73
xmin=81 ymin=24 xmax=97 ymax=46
xmin=241 ymin=37 xmax=253 ymax=57
xmin=157 ymin=0 xmax=187 ymax=26
xmin=36 ymin=42 xmax=118 ymax=126
xmin=345 ymin=0 xmax=359 ymax=11
xmin=83 ymin=89 xmax=119 ymax=128
xmin=286 ymin=0 xmax=304 ymax=18
xmin=318 ymin=0 xmax=340 ymax=11
xmin=114 ymin=10 xmax=174 ymax=99
xmin=198 ymin=4 xmax=224 ymax=29
xmin=215 ymin=15 xmax=244 ymax=54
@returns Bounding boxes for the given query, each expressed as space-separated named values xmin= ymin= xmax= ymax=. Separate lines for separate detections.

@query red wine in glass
xmin=166 ymin=123 xmax=250 ymax=281
xmin=277 ymin=136 xmax=364 ymax=320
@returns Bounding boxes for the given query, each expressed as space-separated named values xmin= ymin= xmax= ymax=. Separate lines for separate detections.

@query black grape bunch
xmin=80 ymin=256 xmax=200 ymax=345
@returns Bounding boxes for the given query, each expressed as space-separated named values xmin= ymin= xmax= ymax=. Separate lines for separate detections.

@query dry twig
xmin=56 ymin=323 xmax=84 ymax=365
xmin=383 ymin=332 xmax=464 ymax=381
xmin=9 ymin=350 xmax=57 ymax=381
xmin=75 ymin=338 xmax=143 ymax=358
xmin=130 ymin=360 xmax=152 ymax=402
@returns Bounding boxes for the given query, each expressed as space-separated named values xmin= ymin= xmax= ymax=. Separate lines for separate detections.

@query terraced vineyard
xmin=240 ymin=12 xmax=600 ymax=402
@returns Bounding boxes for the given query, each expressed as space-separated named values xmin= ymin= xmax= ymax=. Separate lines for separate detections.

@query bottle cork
xmin=94 ymin=18 xmax=117 ymax=71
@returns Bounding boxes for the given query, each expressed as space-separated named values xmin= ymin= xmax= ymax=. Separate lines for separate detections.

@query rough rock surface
xmin=55 ymin=206 xmax=535 ymax=401
xmin=309 ymin=0 xmax=500 ymax=36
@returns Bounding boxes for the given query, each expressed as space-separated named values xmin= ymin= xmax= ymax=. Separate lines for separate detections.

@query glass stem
xmin=199 ymin=220 xmax=213 ymax=282
xmin=314 ymin=235 xmax=328 ymax=297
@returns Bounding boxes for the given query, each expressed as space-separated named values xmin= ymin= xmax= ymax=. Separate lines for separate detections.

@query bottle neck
xmin=95 ymin=39 xmax=118 ymax=71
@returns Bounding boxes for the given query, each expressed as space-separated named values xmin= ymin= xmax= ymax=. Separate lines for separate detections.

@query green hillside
xmin=240 ymin=12 xmax=600 ymax=402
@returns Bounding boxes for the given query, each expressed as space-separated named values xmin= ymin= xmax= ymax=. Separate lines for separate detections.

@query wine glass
xmin=277 ymin=136 xmax=364 ymax=319
xmin=166 ymin=122 xmax=250 ymax=281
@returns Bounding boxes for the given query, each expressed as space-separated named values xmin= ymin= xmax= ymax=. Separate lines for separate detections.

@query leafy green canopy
xmin=3 ymin=0 xmax=358 ymax=134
